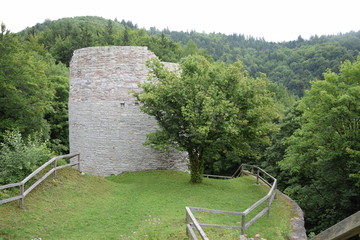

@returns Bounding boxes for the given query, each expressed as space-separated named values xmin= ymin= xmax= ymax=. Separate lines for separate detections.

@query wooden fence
xmin=186 ymin=164 xmax=277 ymax=239
xmin=0 ymin=153 xmax=80 ymax=208
xmin=312 ymin=210 xmax=360 ymax=240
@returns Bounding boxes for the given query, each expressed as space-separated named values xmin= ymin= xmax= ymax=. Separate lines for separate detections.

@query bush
xmin=0 ymin=130 xmax=53 ymax=185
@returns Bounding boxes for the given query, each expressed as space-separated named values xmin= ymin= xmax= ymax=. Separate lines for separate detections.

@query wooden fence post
xmin=54 ymin=159 xmax=57 ymax=180
xmin=186 ymin=210 xmax=190 ymax=237
xmin=241 ymin=215 xmax=246 ymax=235
xmin=77 ymin=154 xmax=81 ymax=171
xmin=20 ymin=184 xmax=24 ymax=208
xmin=267 ymin=196 xmax=271 ymax=217
xmin=274 ymin=183 xmax=277 ymax=200
xmin=256 ymin=168 xmax=259 ymax=185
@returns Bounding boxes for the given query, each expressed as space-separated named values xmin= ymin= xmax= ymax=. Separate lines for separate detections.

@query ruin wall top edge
xmin=72 ymin=46 xmax=150 ymax=54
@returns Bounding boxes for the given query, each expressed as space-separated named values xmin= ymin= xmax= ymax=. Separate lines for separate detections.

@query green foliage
xmin=0 ymin=26 xmax=55 ymax=140
xmin=0 ymin=24 xmax=70 ymax=154
xmin=20 ymin=16 xmax=210 ymax=66
xmin=43 ymin=59 xmax=70 ymax=153
xmin=279 ymin=57 xmax=360 ymax=233
xmin=135 ymin=56 xmax=278 ymax=183
xmin=181 ymin=39 xmax=209 ymax=59
xmin=262 ymin=103 xmax=302 ymax=190
xmin=0 ymin=130 xmax=53 ymax=185
xmin=18 ymin=17 xmax=360 ymax=98
xmin=158 ymin=29 xmax=360 ymax=97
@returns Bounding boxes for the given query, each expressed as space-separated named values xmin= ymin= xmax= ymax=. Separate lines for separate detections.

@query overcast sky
xmin=1 ymin=0 xmax=359 ymax=42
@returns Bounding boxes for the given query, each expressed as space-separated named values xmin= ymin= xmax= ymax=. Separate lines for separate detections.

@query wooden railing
xmin=0 ymin=153 xmax=80 ymax=208
xmin=312 ymin=210 xmax=360 ymax=240
xmin=186 ymin=164 xmax=277 ymax=239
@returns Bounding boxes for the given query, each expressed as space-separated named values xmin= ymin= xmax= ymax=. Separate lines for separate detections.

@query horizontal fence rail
xmin=0 ymin=153 xmax=80 ymax=208
xmin=312 ymin=210 xmax=360 ymax=240
xmin=186 ymin=164 xmax=277 ymax=239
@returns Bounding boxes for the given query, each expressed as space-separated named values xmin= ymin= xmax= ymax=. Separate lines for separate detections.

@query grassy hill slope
xmin=0 ymin=168 xmax=294 ymax=239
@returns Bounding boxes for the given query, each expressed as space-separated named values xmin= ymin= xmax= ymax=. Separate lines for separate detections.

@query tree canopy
xmin=279 ymin=57 xmax=360 ymax=233
xmin=156 ymin=29 xmax=360 ymax=97
xmin=20 ymin=17 xmax=210 ymax=66
xmin=134 ymin=55 xmax=278 ymax=183
xmin=0 ymin=24 xmax=54 ymax=139
xmin=0 ymin=24 xmax=69 ymax=151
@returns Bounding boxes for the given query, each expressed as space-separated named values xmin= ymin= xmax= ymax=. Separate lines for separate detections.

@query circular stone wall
xmin=69 ymin=46 xmax=188 ymax=176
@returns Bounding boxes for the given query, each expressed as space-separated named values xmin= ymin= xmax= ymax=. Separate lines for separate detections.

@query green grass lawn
xmin=0 ymin=168 xmax=294 ymax=240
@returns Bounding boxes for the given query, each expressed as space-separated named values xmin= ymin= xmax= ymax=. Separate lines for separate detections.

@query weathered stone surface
xmin=69 ymin=46 xmax=188 ymax=176
xmin=279 ymin=192 xmax=307 ymax=240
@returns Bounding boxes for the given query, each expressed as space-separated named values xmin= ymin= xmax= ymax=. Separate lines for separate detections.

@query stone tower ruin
xmin=69 ymin=46 xmax=188 ymax=176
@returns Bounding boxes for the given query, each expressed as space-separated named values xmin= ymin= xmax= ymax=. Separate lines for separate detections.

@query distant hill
xmin=20 ymin=16 xmax=193 ymax=66
xmin=154 ymin=29 xmax=360 ymax=97
xmin=20 ymin=16 xmax=360 ymax=97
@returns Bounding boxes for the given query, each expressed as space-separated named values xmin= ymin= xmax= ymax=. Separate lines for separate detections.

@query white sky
xmin=1 ymin=0 xmax=359 ymax=42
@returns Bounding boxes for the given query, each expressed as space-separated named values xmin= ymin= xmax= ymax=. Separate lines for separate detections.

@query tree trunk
xmin=188 ymin=151 xmax=204 ymax=184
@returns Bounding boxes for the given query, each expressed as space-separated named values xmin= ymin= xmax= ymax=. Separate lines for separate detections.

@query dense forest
xmin=1 ymin=16 xmax=359 ymax=236
xmin=154 ymin=28 xmax=360 ymax=97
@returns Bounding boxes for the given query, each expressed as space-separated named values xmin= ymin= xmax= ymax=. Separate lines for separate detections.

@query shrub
xmin=0 ymin=130 xmax=53 ymax=185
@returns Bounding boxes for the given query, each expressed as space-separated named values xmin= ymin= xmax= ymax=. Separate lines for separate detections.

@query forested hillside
xmin=20 ymin=16 xmax=208 ymax=65
xmin=153 ymin=28 xmax=360 ymax=97
xmin=1 ymin=16 xmax=359 ymax=236
xmin=21 ymin=16 xmax=360 ymax=97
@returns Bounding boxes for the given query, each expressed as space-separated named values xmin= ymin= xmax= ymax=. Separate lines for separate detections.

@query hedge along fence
xmin=186 ymin=164 xmax=277 ymax=239
xmin=0 ymin=153 xmax=80 ymax=208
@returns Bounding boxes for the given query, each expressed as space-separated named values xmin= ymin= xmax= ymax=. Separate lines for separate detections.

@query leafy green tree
xmin=104 ymin=20 xmax=114 ymax=45
xmin=49 ymin=35 xmax=74 ymax=66
xmin=0 ymin=24 xmax=54 ymax=140
xmin=181 ymin=40 xmax=210 ymax=59
xmin=20 ymin=31 xmax=70 ymax=153
xmin=263 ymin=103 xmax=302 ymax=189
xmin=44 ymin=59 xmax=70 ymax=153
xmin=145 ymin=33 xmax=182 ymax=62
xmin=280 ymin=57 xmax=360 ymax=233
xmin=77 ymin=24 xmax=94 ymax=48
xmin=122 ymin=26 xmax=130 ymax=45
xmin=135 ymin=55 xmax=277 ymax=183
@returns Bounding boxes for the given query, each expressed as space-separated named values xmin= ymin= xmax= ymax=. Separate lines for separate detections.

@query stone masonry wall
xmin=69 ymin=46 xmax=188 ymax=176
